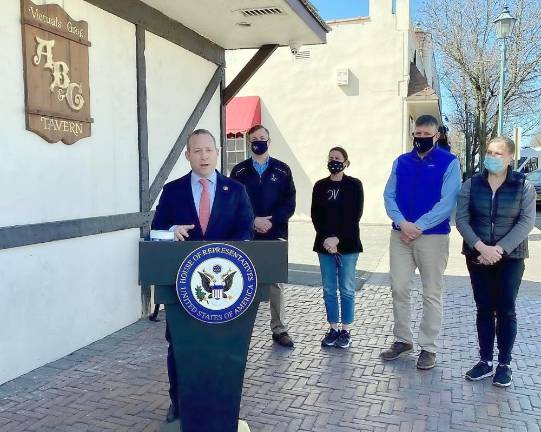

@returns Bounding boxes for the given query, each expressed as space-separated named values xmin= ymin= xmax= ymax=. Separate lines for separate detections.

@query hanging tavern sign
xmin=21 ymin=0 xmax=92 ymax=145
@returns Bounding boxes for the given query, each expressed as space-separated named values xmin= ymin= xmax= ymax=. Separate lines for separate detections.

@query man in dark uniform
xmin=230 ymin=124 xmax=296 ymax=347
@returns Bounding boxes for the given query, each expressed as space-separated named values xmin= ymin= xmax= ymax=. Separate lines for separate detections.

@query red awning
xmin=225 ymin=96 xmax=261 ymax=135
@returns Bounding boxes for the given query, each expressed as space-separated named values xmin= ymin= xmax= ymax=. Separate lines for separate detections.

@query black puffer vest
xmin=463 ymin=168 xmax=528 ymax=259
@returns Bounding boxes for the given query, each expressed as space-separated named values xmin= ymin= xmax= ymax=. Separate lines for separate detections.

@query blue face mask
xmin=483 ymin=155 xmax=505 ymax=173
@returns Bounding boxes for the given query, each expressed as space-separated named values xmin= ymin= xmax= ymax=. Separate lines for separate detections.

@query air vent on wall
xmin=240 ymin=7 xmax=283 ymax=17
xmin=295 ymin=50 xmax=311 ymax=60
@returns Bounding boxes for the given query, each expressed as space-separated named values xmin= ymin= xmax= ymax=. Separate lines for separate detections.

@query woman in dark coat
xmin=456 ymin=136 xmax=536 ymax=387
xmin=311 ymin=147 xmax=364 ymax=349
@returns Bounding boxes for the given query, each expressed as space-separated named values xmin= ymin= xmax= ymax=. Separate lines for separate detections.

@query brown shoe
xmin=272 ymin=332 xmax=294 ymax=348
xmin=380 ymin=342 xmax=414 ymax=361
xmin=416 ymin=350 xmax=436 ymax=370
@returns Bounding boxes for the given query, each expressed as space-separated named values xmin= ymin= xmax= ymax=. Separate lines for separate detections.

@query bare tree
xmin=420 ymin=0 xmax=541 ymax=177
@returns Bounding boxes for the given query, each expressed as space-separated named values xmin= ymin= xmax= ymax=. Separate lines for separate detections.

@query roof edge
xmin=326 ymin=16 xmax=370 ymax=25
xmin=295 ymin=0 xmax=332 ymax=32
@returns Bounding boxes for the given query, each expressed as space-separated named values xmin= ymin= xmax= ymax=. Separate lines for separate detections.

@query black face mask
xmin=251 ymin=140 xmax=268 ymax=155
xmin=327 ymin=160 xmax=345 ymax=174
xmin=413 ymin=135 xmax=435 ymax=153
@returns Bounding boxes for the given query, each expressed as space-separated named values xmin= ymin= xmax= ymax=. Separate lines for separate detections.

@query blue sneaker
xmin=321 ymin=328 xmax=340 ymax=347
xmin=493 ymin=364 xmax=513 ymax=387
xmin=335 ymin=330 xmax=352 ymax=349
xmin=465 ymin=361 xmax=493 ymax=381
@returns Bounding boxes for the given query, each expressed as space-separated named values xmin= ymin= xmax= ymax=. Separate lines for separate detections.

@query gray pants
xmin=260 ymin=283 xmax=288 ymax=335
xmin=389 ymin=230 xmax=449 ymax=353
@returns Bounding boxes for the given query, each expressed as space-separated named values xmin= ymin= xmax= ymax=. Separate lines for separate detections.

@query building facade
xmin=0 ymin=0 xmax=327 ymax=384
xmin=225 ymin=0 xmax=440 ymax=223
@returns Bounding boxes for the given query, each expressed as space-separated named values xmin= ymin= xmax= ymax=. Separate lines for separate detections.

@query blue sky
xmin=309 ymin=0 xmax=423 ymax=21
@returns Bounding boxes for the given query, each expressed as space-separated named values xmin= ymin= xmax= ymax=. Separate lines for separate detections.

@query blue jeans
xmin=318 ymin=253 xmax=359 ymax=325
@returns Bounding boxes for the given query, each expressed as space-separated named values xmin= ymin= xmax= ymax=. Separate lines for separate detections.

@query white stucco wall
xmin=225 ymin=0 xmax=410 ymax=223
xmin=0 ymin=0 xmax=221 ymax=385
xmin=0 ymin=230 xmax=141 ymax=384
xmin=0 ymin=0 xmax=140 ymax=385
xmin=146 ymin=31 xmax=221 ymax=198
xmin=0 ymin=0 xmax=140 ymax=227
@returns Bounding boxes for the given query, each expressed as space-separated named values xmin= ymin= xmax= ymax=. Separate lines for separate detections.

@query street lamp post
xmin=494 ymin=4 xmax=517 ymax=136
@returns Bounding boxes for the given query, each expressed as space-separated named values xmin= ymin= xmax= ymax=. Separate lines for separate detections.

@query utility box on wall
xmin=336 ymin=68 xmax=349 ymax=86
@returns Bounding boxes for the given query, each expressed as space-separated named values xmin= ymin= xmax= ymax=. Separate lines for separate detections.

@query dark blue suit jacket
xmin=151 ymin=171 xmax=254 ymax=241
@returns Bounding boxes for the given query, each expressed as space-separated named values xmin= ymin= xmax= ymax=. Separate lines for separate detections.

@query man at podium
xmin=151 ymin=128 xmax=254 ymax=422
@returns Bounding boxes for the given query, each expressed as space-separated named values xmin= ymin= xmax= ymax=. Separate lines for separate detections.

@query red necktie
xmin=199 ymin=178 xmax=211 ymax=234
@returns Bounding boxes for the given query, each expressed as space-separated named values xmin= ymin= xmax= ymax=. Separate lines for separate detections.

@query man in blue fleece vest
xmin=381 ymin=115 xmax=461 ymax=369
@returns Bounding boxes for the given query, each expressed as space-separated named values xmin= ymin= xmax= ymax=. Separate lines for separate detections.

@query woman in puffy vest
xmin=456 ymin=136 xmax=536 ymax=387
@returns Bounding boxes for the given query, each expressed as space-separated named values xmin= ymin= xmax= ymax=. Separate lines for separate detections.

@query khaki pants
xmin=260 ymin=283 xmax=288 ymax=335
xmin=389 ymin=230 xmax=449 ymax=353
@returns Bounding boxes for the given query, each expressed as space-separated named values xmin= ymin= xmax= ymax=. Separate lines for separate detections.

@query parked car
xmin=526 ymin=169 xmax=541 ymax=206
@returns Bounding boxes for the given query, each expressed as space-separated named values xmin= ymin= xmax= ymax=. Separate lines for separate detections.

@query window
xmin=225 ymin=134 xmax=249 ymax=175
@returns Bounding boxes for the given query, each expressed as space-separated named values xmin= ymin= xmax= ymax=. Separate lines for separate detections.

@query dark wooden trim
xmin=0 ymin=212 xmax=154 ymax=250
xmin=220 ymin=76 xmax=227 ymax=174
xmin=148 ymin=66 xmax=224 ymax=206
xmin=136 ymin=25 xmax=152 ymax=316
xmin=222 ymin=44 xmax=278 ymax=105
xmin=136 ymin=25 xmax=150 ymax=221
xmin=83 ymin=0 xmax=224 ymax=66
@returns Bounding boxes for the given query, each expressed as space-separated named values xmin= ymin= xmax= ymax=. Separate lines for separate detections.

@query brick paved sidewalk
xmin=1 ymin=276 xmax=541 ymax=431
xmin=1 ymin=225 xmax=541 ymax=431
